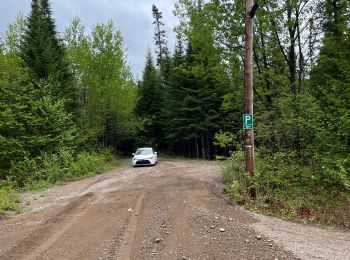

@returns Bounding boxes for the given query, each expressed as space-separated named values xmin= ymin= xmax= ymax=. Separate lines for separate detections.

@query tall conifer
xmin=20 ymin=0 xmax=77 ymax=113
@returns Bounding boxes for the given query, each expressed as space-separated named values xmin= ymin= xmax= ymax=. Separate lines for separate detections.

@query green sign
xmin=243 ymin=114 xmax=253 ymax=129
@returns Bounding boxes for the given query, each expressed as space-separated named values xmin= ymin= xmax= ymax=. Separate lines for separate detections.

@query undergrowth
xmin=222 ymin=150 xmax=350 ymax=228
xmin=0 ymin=180 xmax=20 ymax=216
xmin=0 ymin=148 xmax=119 ymax=216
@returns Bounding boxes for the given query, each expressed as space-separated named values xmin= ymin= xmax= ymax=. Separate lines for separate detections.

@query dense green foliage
xmin=0 ymin=0 xmax=135 ymax=215
xmin=135 ymin=50 xmax=162 ymax=146
xmin=0 ymin=52 xmax=77 ymax=178
xmin=137 ymin=4 xmax=229 ymax=158
xmin=20 ymin=0 xmax=77 ymax=113
xmin=9 ymin=148 xmax=118 ymax=190
xmin=223 ymin=150 xmax=350 ymax=227
xmin=64 ymin=18 xmax=137 ymax=150
xmin=0 ymin=149 xmax=118 ymax=216
xmin=134 ymin=0 xmax=350 ymax=226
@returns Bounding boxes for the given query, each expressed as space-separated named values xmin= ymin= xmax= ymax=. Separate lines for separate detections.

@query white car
xmin=132 ymin=147 xmax=158 ymax=167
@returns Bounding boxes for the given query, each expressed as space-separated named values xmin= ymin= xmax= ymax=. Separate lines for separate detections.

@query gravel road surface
xmin=0 ymin=159 xmax=349 ymax=260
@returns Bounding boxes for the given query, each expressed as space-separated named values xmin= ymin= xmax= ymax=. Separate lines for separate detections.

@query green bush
xmin=222 ymin=149 xmax=350 ymax=227
xmin=0 ymin=180 xmax=20 ymax=216
xmin=9 ymin=148 xmax=119 ymax=190
xmin=0 ymin=148 xmax=119 ymax=216
xmin=222 ymin=151 xmax=251 ymax=204
xmin=222 ymin=150 xmax=246 ymax=185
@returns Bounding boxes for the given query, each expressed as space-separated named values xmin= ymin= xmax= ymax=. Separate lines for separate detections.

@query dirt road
xmin=0 ymin=160 xmax=349 ymax=260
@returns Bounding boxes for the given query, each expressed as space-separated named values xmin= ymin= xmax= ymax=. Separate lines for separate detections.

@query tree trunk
xmin=206 ymin=131 xmax=210 ymax=159
xmin=201 ymin=134 xmax=205 ymax=159
xmin=287 ymin=6 xmax=297 ymax=95
xmin=296 ymin=8 xmax=304 ymax=93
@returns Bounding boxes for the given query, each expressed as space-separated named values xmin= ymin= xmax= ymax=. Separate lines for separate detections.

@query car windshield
xmin=135 ymin=148 xmax=153 ymax=155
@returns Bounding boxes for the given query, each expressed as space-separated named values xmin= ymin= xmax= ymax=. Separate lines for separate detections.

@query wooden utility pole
xmin=244 ymin=0 xmax=256 ymax=182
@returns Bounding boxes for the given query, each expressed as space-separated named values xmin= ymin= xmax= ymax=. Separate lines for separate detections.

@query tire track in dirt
xmin=160 ymin=177 xmax=191 ymax=258
xmin=117 ymin=191 xmax=147 ymax=260
xmin=130 ymin=186 xmax=170 ymax=259
xmin=161 ymin=177 xmax=228 ymax=259
xmin=1 ymin=192 xmax=95 ymax=260
xmin=25 ymin=194 xmax=99 ymax=260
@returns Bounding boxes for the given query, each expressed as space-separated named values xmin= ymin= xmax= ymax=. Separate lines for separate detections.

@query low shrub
xmin=222 ymin=150 xmax=350 ymax=228
xmin=0 ymin=148 xmax=119 ymax=216
xmin=9 ymin=148 xmax=119 ymax=190
xmin=0 ymin=180 xmax=20 ymax=216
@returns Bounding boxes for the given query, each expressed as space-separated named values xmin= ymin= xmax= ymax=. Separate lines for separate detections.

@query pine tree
xmin=152 ymin=5 xmax=169 ymax=67
xmin=162 ymin=37 xmax=187 ymax=152
xmin=152 ymin=4 xmax=172 ymax=84
xmin=0 ymin=53 xmax=77 ymax=178
xmin=136 ymin=50 xmax=162 ymax=146
xmin=137 ymin=50 xmax=161 ymax=115
xmin=150 ymin=5 xmax=171 ymax=149
xmin=20 ymin=0 xmax=77 ymax=113
xmin=162 ymin=40 xmax=224 ymax=158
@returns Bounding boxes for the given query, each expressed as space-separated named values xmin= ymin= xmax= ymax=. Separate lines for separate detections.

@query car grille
xmin=136 ymin=160 xmax=151 ymax=165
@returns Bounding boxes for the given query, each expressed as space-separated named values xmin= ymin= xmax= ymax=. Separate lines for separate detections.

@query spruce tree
xmin=162 ymin=37 xmax=187 ymax=152
xmin=151 ymin=5 xmax=171 ymax=149
xmin=162 ymin=40 xmax=224 ymax=158
xmin=136 ymin=50 xmax=162 ymax=146
xmin=137 ymin=50 xmax=161 ymax=116
xmin=20 ymin=0 xmax=77 ymax=113
xmin=0 ymin=53 xmax=77 ymax=179
xmin=152 ymin=5 xmax=169 ymax=68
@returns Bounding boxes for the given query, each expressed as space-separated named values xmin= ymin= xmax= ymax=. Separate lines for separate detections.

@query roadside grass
xmin=240 ymin=191 xmax=350 ymax=228
xmin=0 ymin=149 xmax=121 ymax=217
xmin=0 ymin=181 xmax=21 ymax=217
xmin=222 ymin=151 xmax=350 ymax=229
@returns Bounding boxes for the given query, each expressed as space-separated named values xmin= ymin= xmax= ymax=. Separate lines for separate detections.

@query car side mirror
xmin=132 ymin=153 xmax=135 ymax=156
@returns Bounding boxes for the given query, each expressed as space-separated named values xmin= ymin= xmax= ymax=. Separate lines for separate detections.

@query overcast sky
xmin=0 ymin=0 xmax=178 ymax=78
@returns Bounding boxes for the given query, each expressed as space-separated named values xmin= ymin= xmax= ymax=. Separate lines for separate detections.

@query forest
xmin=0 ymin=0 xmax=349 ymax=226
